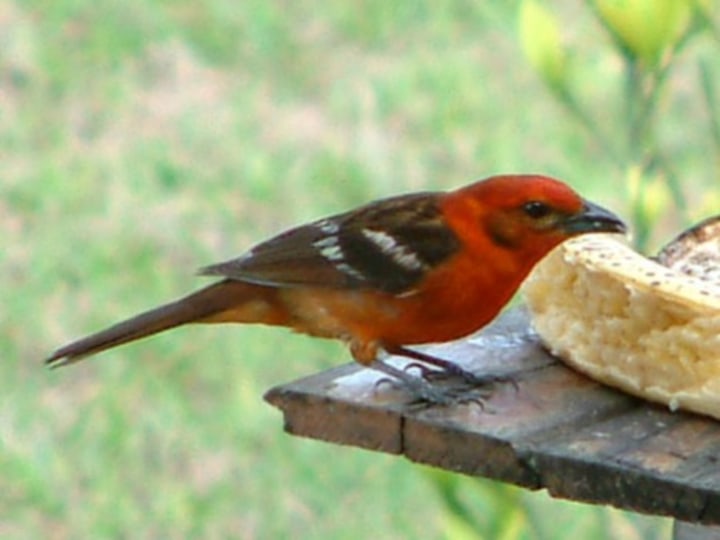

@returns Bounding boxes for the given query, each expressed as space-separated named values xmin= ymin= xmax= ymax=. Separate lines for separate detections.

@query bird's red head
xmin=442 ymin=174 xmax=626 ymax=265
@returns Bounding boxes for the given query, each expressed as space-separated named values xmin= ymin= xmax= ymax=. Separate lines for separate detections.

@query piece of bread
xmin=523 ymin=223 xmax=720 ymax=419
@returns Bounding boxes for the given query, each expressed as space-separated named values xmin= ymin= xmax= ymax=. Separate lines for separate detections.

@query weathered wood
xmin=674 ymin=521 xmax=720 ymax=540
xmin=264 ymin=307 xmax=720 ymax=526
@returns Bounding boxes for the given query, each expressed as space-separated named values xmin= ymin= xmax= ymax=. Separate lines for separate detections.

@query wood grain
xmin=265 ymin=307 xmax=720 ymax=525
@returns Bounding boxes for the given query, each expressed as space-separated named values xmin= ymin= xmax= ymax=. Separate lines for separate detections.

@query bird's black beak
xmin=562 ymin=200 xmax=627 ymax=235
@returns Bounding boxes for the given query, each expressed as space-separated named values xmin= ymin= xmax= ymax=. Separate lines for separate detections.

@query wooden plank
xmin=264 ymin=364 xmax=406 ymax=454
xmin=264 ymin=307 xmax=720 ymax=525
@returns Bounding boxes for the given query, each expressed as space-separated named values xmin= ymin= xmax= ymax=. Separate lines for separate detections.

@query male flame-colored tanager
xmin=46 ymin=174 xmax=625 ymax=402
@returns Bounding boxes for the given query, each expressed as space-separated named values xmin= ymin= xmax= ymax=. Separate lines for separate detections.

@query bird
xmin=46 ymin=174 xmax=626 ymax=403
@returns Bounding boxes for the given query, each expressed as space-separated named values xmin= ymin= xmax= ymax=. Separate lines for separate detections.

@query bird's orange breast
xmin=277 ymin=247 xmax=525 ymax=348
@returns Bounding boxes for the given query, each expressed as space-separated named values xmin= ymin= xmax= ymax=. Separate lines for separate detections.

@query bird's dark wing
xmin=199 ymin=192 xmax=461 ymax=295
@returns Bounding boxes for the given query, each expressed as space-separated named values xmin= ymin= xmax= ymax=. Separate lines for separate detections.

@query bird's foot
xmin=371 ymin=360 xmax=495 ymax=407
xmin=385 ymin=345 xmax=518 ymax=391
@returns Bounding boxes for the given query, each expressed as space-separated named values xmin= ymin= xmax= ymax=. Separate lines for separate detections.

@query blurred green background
xmin=4 ymin=0 xmax=718 ymax=538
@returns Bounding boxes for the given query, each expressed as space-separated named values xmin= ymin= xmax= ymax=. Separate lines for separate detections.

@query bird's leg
xmin=384 ymin=344 xmax=515 ymax=389
xmin=355 ymin=340 xmax=497 ymax=405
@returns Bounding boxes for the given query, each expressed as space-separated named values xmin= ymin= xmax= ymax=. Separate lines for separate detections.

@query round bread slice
xmin=523 ymin=227 xmax=720 ymax=419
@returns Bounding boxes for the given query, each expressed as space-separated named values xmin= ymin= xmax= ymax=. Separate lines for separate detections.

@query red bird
xmin=46 ymin=174 xmax=625 ymax=402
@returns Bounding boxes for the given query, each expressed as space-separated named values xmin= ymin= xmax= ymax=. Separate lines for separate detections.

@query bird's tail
xmin=45 ymin=280 xmax=285 ymax=368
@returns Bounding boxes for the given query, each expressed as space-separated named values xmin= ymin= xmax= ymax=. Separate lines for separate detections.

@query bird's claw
xmin=422 ymin=363 xmax=519 ymax=393
xmin=373 ymin=376 xmax=400 ymax=391
xmin=370 ymin=358 xmax=514 ymax=408
xmin=406 ymin=384 xmax=495 ymax=409
xmin=384 ymin=345 xmax=517 ymax=392
xmin=402 ymin=362 xmax=437 ymax=378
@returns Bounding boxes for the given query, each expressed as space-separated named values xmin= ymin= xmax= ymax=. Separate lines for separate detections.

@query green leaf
xmin=594 ymin=0 xmax=692 ymax=68
xmin=519 ymin=0 xmax=568 ymax=92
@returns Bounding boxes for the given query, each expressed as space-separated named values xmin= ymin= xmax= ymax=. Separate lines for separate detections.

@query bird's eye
xmin=522 ymin=201 xmax=553 ymax=220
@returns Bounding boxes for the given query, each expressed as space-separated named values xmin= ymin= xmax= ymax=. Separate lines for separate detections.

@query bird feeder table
xmin=265 ymin=307 xmax=720 ymax=540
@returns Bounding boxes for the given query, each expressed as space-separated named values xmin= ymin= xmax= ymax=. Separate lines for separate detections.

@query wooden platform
xmin=265 ymin=307 xmax=720 ymax=527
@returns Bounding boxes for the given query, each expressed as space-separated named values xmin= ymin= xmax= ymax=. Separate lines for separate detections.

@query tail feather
xmin=45 ymin=280 xmax=271 ymax=368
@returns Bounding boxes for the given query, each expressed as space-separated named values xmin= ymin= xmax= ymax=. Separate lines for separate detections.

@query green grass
xmin=4 ymin=0 xmax=716 ymax=537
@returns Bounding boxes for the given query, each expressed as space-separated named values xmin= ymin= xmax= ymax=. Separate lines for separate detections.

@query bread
xmin=523 ymin=220 xmax=720 ymax=419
